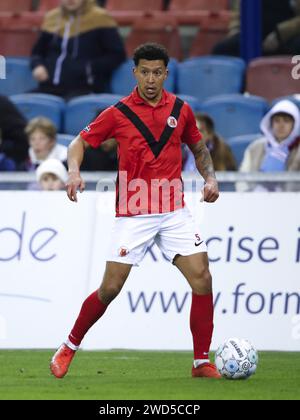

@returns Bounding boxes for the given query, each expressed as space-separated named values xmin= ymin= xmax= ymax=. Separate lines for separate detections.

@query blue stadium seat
xmin=19 ymin=93 xmax=66 ymax=105
xmin=56 ymin=133 xmax=74 ymax=147
xmin=227 ymin=133 xmax=261 ymax=167
xmin=270 ymin=94 xmax=300 ymax=110
xmin=0 ymin=58 xmax=37 ymax=96
xmin=10 ymin=93 xmax=65 ymax=131
xmin=246 ymin=56 xmax=298 ymax=102
xmin=64 ymin=94 xmax=122 ymax=135
xmin=200 ymin=94 xmax=268 ymax=139
xmin=177 ymin=95 xmax=201 ymax=112
xmin=177 ymin=56 xmax=246 ymax=102
xmin=110 ymin=58 xmax=177 ymax=95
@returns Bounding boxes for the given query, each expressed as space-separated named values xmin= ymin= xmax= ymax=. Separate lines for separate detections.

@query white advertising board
xmin=0 ymin=191 xmax=299 ymax=350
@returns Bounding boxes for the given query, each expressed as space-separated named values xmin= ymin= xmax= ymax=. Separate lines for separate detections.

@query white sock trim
xmin=194 ymin=359 xmax=210 ymax=368
xmin=65 ymin=339 xmax=79 ymax=351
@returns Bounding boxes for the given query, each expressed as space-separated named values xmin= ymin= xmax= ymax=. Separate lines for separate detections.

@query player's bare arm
xmin=188 ymin=141 xmax=219 ymax=203
xmin=67 ymin=135 xmax=89 ymax=202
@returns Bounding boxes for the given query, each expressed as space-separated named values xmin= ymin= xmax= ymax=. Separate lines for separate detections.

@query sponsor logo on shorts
xmin=167 ymin=116 xmax=177 ymax=128
xmin=119 ymin=247 xmax=129 ymax=257
xmin=194 ymin=233 xmax=203 ymax=247
xmin=83 ymin=125 xmax=91 ymax=132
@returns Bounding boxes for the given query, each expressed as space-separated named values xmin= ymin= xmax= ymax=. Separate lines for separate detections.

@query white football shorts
xmin=106 ymin=206 xmax=207 ymax=266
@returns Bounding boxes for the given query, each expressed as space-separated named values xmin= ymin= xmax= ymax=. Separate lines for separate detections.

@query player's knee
xmin=191 ymin=268 xmax=212 ymax=295
xmin=99 ymin=283 xmax=122 ymax=305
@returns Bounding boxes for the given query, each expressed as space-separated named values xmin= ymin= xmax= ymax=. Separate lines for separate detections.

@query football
xmin=215 ymin=338 xmax=258 ymax=379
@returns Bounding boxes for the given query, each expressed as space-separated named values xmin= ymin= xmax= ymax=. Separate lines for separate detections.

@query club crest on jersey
xmin=83 ymin=125 xmax=91 ymax=132
xmin=119 ymin=247 xmax=129 ymax=257
xmin=167 ymin=116 xmax=177 ymax=128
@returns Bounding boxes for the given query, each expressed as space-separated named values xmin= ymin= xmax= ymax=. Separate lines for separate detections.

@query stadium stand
xmin=168 ymin=0 xmax=229 ymax=12
xmin=271 ymin=95 xmax=300 ymax=110
xmin=125 ymin=14 xmax=182 ymax=60
xmin=37 ymin=0 xmax=60 ymax=11
xmin=64 ymin=94 xmax=122 ymax=135
xmin=177 ymin=56 xmax=246 ymax=102
xmin=0 ymin=0 xmax=32 ymax=12
xmin=246 ymin=56 xmax=299 ymax=102
xmin=106 ymin=0 xmax=164 ymax=11
xmin=0 ymin=58 xmax=37 ymax=96
xmin=189 ymin=19 xmax=230 ymax=56
xmin=17 ymin=93 xmax=66 ymax=106
xmin=0 ymin=12 xmax=43 ymax=56
xmin=177 ymin=95 xmax=201 ymax=112
xmin=10 ymin=93 xmax=65 ymax=131
xmin=200 ymin=94 xmax=268 ymax=139
xmin=226 ymin=133 xmax=262 ymax=167
xmin=167 ymin=0 xmax=232 ymax=26
xmin=56 ymin=133 xmax=74 ymax=147
xmin=110 ymin=59 xmax=143 ymax=95
xmin=110 ymin=58 xmax=177 ymax=95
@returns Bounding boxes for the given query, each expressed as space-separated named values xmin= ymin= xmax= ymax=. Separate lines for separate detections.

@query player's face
xmin=61 ymin=0 xmax=85 ymax=12
xmin=134 ymin=59 xmax=168 ymax=103
xmin=271 ymin=114 xmax=294 ymax=142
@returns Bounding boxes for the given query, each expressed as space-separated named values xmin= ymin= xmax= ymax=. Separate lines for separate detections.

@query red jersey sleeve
xmin=181 ymin=103 xmax=202 ymax=145
xmin=80 ymin=106 xmax=116 ymax=148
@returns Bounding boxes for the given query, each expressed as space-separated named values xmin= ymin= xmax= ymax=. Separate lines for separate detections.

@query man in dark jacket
xmin=30 ymin=0 xmax=126 ymax=100
xmin=0 ymin=95 xmax=28 ymax=170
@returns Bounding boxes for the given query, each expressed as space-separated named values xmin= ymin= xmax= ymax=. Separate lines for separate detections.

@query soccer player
xmin=50 ymin=43 xmax=221 ymax=379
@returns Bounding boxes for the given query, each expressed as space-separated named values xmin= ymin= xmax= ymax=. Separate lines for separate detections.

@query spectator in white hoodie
xmin=36 ymin=158 xmax=68 ymax=191
xmin=238 ymin=99 xmax=300 ymax=191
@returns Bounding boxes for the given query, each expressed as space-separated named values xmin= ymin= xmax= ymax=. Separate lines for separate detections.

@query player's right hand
xmin=66 ymin=171 xmax=85 ymax=202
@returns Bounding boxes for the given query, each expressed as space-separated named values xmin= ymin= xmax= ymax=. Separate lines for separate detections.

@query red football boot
xmin=50 ymin=344 xmax=76 ymax=378
xmin=192 ymin=362 xmax=221 ymax=378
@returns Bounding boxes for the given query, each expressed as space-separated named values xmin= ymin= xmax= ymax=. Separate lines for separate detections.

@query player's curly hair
xmin=133 ymin=43 xmax=169 ymax=67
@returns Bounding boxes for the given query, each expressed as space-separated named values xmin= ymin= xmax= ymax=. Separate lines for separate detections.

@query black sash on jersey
xmin=114 ymin=97 xmax=184 ymax=158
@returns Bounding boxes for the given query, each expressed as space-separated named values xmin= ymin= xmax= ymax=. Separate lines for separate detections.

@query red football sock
xmin=190 ymin=293 xmax=214 ymax=360
xmin=68 ymin=290 xmax=108 ymax=347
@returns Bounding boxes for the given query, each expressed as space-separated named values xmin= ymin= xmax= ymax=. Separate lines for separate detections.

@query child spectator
xmin=36 ymin=158 xmax=68 ymax=191
xmin=25 ymin=117 xmax=67 ymax=170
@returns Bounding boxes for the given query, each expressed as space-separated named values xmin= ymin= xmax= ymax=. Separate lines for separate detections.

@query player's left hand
xmin=202 ymin=178 xmax=219 ymax=202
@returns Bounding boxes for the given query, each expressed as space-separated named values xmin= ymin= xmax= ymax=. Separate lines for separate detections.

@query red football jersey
xmin=80 ymin=88 xmax=201 ymax=216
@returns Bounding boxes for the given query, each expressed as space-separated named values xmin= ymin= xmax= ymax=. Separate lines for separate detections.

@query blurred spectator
xmin=36 ymin=158 xmax=68 ymax=190
xmin=183 ymin=113 xmax=237 ymax=172
xmin=25 ymin=117 xmax=67 ymax=170
xmin=80 ymin=109 xmax=118 ymax=170
xmin=238 ymin=99 xmax=300 ymax=191
xmin=0 ymin=95 xmax=29 ymax=171
xmin=81 ymin=137 xmax=118 ymax=170
xmin=30 ymin=0 xmax=126 ymax=100
xmin=213 ymin=0 xmax=300 ymax=56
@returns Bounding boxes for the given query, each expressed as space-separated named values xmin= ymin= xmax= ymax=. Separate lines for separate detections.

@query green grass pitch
xmin=0 ymin=350 xmax=299 ymax=400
